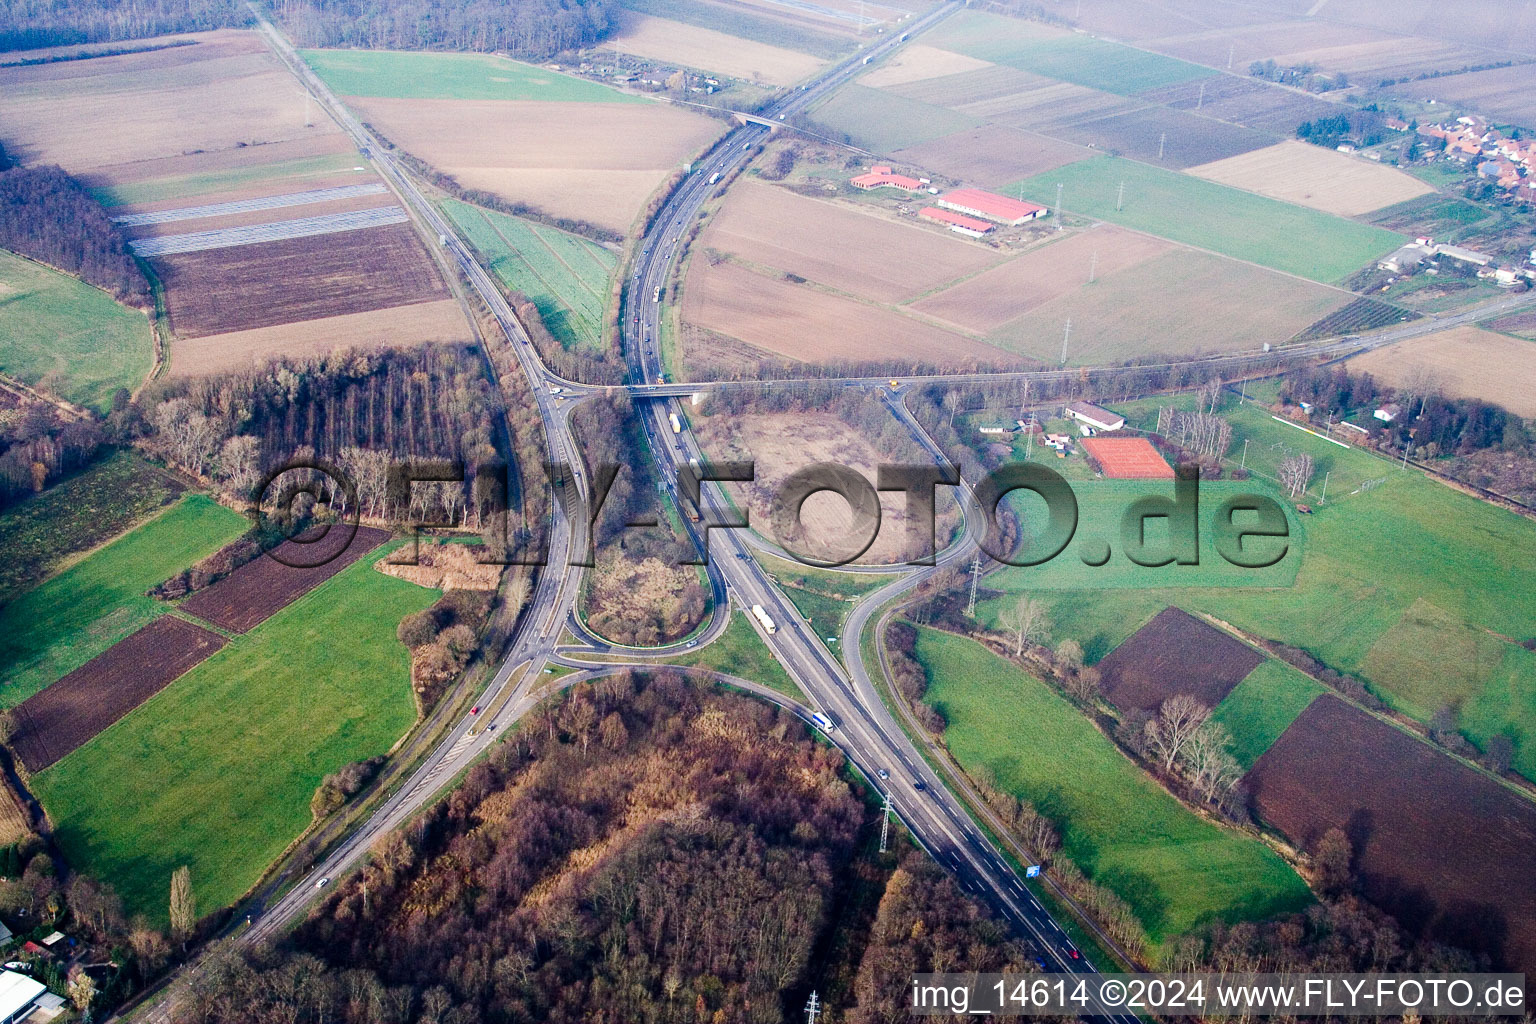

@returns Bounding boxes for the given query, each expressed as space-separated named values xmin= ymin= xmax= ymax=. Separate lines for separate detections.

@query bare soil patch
xmin=910 ymin=226 xmax=1170 ymax=333
xmin=701 ymin=181 xmax=1000 ymax=303
xmin=1188 ymin=141 xmax=1433 ymax=217
xmin=1096 ymin=607 xmax=1263 ymax=712
xmin=343 ymin=96 xmax=720 ymax=233
xmin=86 ymin=135 xmax=358 ymax=192
xmin=10 ymin=616 xmax=226 ymax=773
xmin=1250 ymin=695 xmax=1536 ymax=972
xmin=123 ymin=191 xmax=398 ymax=238
xmin=156 ymin=222 xmax=449 ymax=338
xmin=693 ymin=410 xmax=960 ymax=565
xmin=1347 ymin=326 xmax=1536 ymax=418
xmin=170 ymin=299 xmax=469 ymax=376
xmin=860 ymin=43 xmax=993 ymax=88
xmin=893 ymin=123 xmax=1085 ymax=188
xmin=604 ymin=11 xmax=823 ymax=85
xmin=1052 ymin=105 xmax=1275 ymax=170
xmin=680 ymin=259 xmax=1019 ymax=369
xmin=181 ymin=525 xmax=391 ymax=633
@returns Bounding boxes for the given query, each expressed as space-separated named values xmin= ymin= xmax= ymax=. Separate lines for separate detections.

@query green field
xmin=0 ymin=249 xmax=153 ymax=411
xmin=302 ymin=48 xmax=639 ymax=102
xmin=809 ymin=84 xmax=978 ymax=154
xmin=1009 ymin=157 xmax=1405 ymax=283
xmin=0 ymin=495 xmax=247 ymax=705
xmin=35 ymin=544 xmax=433 ymax=922
xmin=621 ymin=0 xmax=852 ymax=59
xmin=0 ymin=451 xmax=183 ymax=599
xmin=913 ymin=627 xmax=1312 ymax=945
xmin=89 ymin=154 xmax=369 ymax=208
xmin=925 ymin=11 xmax=1214 ymax=95
xmin=665 ymin=605 xmax=801 ymax=701
xmin=442 ymin=200 xmax=616 ymax=352
xmin=982 ymin=402 xmax=1536 ymax=778
xmin=755 ymin=552 xmax=890 ymax=644
xmin=1211 ymin=660 xmax=1326 ymax=768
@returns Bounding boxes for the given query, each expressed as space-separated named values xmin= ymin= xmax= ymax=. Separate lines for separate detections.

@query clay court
xmin=157 ymin=223 xmax=452 ymax=338
xmin=1095 ymin=607 xmax=1263 ymax=712
xmin=1347 ymin=326 xmax=1536 ymax=418
xmin=1081 ymin=436 xmax=1174 ymax=479
xmin=1188 ymin=141 xmax=1433 ymax=217
xmin=1250 ymin=695 xmax=1536 ymax=972
xmin=181 ymin=526 xmax=390 ymax=632
xmin=681 ymin=260 xmax=1019 ymax=369
xmin=10 ymin=616 xmax=226 ymax=773
xmin=702 ymin=182 xmax=1000 ymax=303
xmin=910 ymin=226 xmax=1170 ymax=333
xmin=604 ymin=11 xmax=823 ymax=85
xmin=342 ymin=96 xmax=719 ymax=233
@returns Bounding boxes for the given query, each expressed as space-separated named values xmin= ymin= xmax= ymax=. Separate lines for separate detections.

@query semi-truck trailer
xmin=811 ymin=712 xmax=836 ymax=733
xmin=708 ymin=172 xmax=720 ymax=184
xmin=750 ymin=604 xmax=777 ymax=634
xmin=669 ymin=412 xmax=681 ymax=433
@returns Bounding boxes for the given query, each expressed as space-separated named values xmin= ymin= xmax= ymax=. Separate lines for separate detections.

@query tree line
xmin=273 ymin=0 xmax=614 ymax=59
xmin=0 ymin=399 xmax=104 ymax=509
xmin=0 ymin=163 xmax=149 ymax=302
xmin=0 ymin=0 xmax=244 ymax=51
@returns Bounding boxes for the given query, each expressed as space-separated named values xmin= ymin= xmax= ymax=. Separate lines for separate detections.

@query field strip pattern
xmin=110 ymin=183 xmax=389 ymax=226
xmin=130 ymin=206 xmax=408 ymax=256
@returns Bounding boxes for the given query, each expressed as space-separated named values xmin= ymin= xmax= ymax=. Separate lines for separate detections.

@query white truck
xmin=669 ymin=412 xmax=682 ymax=434
xmin=708 ymin=172 xmax=720 ymax=185
xmin=750 ymin=604 xmax=777 ymax=634
xmin=811 ymin=712 xmax=836 ymax=733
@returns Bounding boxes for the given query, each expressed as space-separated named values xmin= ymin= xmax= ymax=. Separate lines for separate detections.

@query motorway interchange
xmin=141 ymin=6 xmax=1536 ymax=1019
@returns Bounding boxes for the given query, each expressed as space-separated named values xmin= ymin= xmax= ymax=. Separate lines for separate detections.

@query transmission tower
xmin=1060 ymin=318 xmax=1072 ymax=365
xmin=966 ymin=555 xmax=983 ymax=616
xmin=1227 ymin=42 xmax=1235 ymax=69
xmin=879 ymin=790 xmax=892 ymax=853
xmin=805 ymin=991 xmax=823 ymax=1024
xmin=1116 ymin=180 xmax=1126 ymax=211
xmin=1197 ymin=81 xmax=1205 ymax=109
xmin=1158 ymin=132 xmax=1167 ymax=160
xmin=1054 ymin=182 xmax=1064 ymax=230
xmin=1088 ymin=250 xmax=1098 ymax=283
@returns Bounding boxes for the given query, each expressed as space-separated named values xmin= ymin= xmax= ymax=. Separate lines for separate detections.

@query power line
xmin=879 ymin=790 xmax=892 ymax=853
xmin=805 ymin=991 xmax=823 ymax=1024
xmin=966 ymin=555 xmax=983 ymax=616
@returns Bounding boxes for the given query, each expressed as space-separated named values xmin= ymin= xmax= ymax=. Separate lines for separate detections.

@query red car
xmin=470 ymin=706 xmax=481 ymax=715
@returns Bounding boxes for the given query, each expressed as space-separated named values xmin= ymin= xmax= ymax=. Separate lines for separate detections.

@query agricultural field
xmin=679 ymin=259 xmax=1018 ymax=369
xmin=909 ymin=226 xmax=1171 ymax=333
xmin=922 ymin=12 xmax=1214 ymax=96
xmin=983 ymin=399 xmax=1536 ymax=780
xmin=34 ymin=546 xmax=435 ymax=922
xmin=1347 ymin=326 xmax=1536 ymax=418
xmin=1094 ymin=608 xmax=1264 ymax=712
xmin=1210 ymin=660 xmax=1326 ymax=769
xmin=302 ymin=49 xmax=637 ymax=102
xmin=699 ymin=182 xmax=1000 ymax=304
xmin=169 ymin=299 xmax=472 ymax=375
xmin=860 ymin=43 xmax=992 ymax=88
xmin=0 ymin=249 xmax=153 ymax=412
xmin=620 ymin=0 xmax=855 ymax=59
xmin=157 ymin=223 xmax=452 ymax=338
xmin=88 ymin=140 xmax=368 ymax=208
xmin=180 ymin=526 xmax=392 ymax=632
xmin=913 ymin=626 xmax=1312 ymax=947
xmin=1050 ymin=105 xmax=1276 ymax=170
xmin=891 ymin=124 xmax=1086 ymax=189
xmin=691 ymin=410 xmax=961 ymax=565
xmin=9 ymin=616 xmax=227 ymax=773
xmin=599 ymin=11 xmax=824 ymax=86
xmin=1187 ymin=141 xmax=1434 ymax=217
xmin=1249 ymin=696 xmax=1536 ymax=972
xmin=1136 ymin=75 xmax=1341 ymax=135
xmin=1293 ymin=297 xmax=1418 ymax=342
xmin=1011 ymin=158 xmax=1405 ymax=283
xmin=442 ymin=200 xmax=616 ymax=353
xmin=982 ymin=249 xmax=1346 ymax=364
xmin=321 ymin=48 xmax=720 ymax=234
xmin=1416 ymin=63 xmax=1536 ymax=131
xmin=807 ymin=84 xmax=978 ymax=154
xmin=0 ymin=495 xmax=248 ymax=705
xmin=0 ymin=451 xmax=184 ymax=598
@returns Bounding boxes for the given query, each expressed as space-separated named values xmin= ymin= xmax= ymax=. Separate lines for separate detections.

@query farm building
xmin=851 ymin=165 xmax=923 ymax=191
xmin=1374 ymin=403 xmax=1402 ymax=422
xmin=1436 ymin=244 xmax=1493 ymax=266
xmin=919 ymin=206 xmax=994 ymax=237
xmin=1082 ymin=437 xmax=1174 ymax=479
xmin=936 ymin=188 xmax=1047 ymax=226
xmin=0 ymin=969 xmax=46 ymax=1024
xmin=1065 ymin=401 xmax=1125 ymax=432
xmin=977 ymin=423 xmax=1013 ymax=435
xmin=1379 ymin=244 xmax=1427 ymax=273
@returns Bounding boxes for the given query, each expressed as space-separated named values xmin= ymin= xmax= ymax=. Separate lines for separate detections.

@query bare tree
xmin=943 ymin=389 xmax=961 ymax=428
xmin=169 ymin=865 xmax=196 ymax=942
xmin=1277 ymin=453 xmax=1315 ymax=498
xmin=1143 ymin=694 xmax=1211 ymax=773
xmin=1180 ymin=720 xmax=1241 ymax=803
xmin=999 ymin=595 xmax=1049 ymax=656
